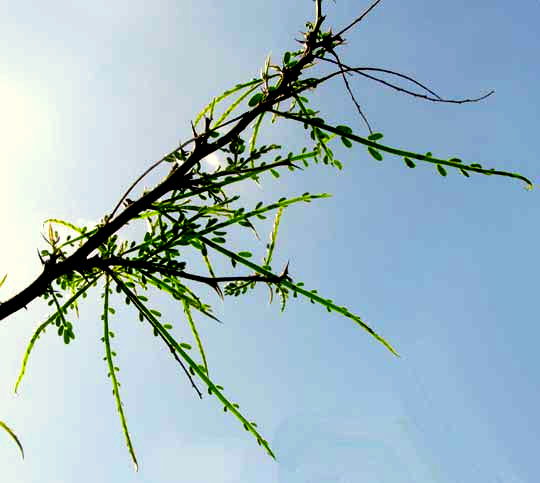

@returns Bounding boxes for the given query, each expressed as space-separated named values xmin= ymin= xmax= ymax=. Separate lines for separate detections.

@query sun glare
xmin=0 ymin=82 xmax=45 ymax=162
xmin=0 ymin=81 xmax=58 ymax=297
xmin=203 ymin=152 xmax=221 ymax=170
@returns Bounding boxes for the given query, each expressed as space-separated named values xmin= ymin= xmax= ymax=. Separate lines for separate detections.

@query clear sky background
xmin=0 ymin=1 xmax=538 ymax=482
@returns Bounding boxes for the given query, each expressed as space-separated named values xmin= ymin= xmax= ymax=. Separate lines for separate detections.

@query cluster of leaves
xmin=0 ymin=0 xmax=532 ymax=467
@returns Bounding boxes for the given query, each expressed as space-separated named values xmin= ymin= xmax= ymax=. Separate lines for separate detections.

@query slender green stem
xmin=201 ymin=236 xmax=398 ymax=356
xmin=102 ymin=273 xmax=139 ymax=471
xmin=271 ymin=110 xmax=533 ymax=189
xmin=14 ymin=276 xmax=99 ymax=394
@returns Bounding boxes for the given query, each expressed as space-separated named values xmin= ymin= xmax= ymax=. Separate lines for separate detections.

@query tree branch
xmin=0 ymin=17 xmax=325 ymax=322
xmin=89 ymin=257 xmax=290 ymax=291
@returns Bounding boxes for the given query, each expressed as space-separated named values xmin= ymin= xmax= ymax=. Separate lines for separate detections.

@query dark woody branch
xmin=0 ymin=9 xmax=327 ymax=322
xmin=88 ymin=257 xmax=291 ymax=291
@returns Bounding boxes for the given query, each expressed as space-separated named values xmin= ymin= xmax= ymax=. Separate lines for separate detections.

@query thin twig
xmin=328 ymin=49 xmax=373 ymax=133
xmin=109 ymin=158 xmax=170 ymax=221
xmin=315 ymin=65 xmax=494 ymax=104
xmin=321 ymin=58 xmax=443 ymax=99
xmin=354 ymin=71 xmax=494 ymax=104
xmin=335 ymin=0 xmax=384 ymax=39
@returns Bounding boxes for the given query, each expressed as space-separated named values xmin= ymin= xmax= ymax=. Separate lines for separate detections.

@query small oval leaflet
xmin=437 ymin=164 xmax=447 ymax=177
xmin=335 ymin=125 xmax=353 ymax=135
xmin=283 ymin=51 xmax=291 ymax=64
xmin=368 ymin=147 xmax=383 ymax=161
xmin=248 ymin=93 xmax=263 ymax=107
xmin=238 ymin=251 xmax=252 ymax=258
xmin=340 ymin=137 xmax=353 ymax=148
xmin=404 ymin=157 xmax=416 ymax=168
xmin=367 ymin=132 xmax=384 ymax=141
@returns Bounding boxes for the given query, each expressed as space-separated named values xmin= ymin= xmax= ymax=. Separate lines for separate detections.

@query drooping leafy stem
xmin=200 ymin=236 xmax=399 ymax=356
xmin=14 ymin=275 xmax=100 ymax=394
xmin=101 ymin=272 xmax=139 ymax=471
xmin=183 ymin=300 xmax=209 ymax=376
xmin=271 ymin=110 xmax=533 ymax=189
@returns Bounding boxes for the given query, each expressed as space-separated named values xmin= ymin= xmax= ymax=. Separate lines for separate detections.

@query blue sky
xmin=0 ymin=1 xmax=538 ymax=482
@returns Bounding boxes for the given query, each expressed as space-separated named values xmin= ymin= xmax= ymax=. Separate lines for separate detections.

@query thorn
xmin=212 ymin=282 xmax=224 ymax=301
xmin=280 ymin=261 xmax=291 ymax=281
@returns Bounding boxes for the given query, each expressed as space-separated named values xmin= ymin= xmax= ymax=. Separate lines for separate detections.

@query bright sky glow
xmin=0 ymin=83 xmax=38 ymax=160
xmin=203 ymin=152 xmax=221 ymax=170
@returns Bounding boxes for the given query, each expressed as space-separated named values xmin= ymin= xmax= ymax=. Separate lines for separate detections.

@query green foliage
xmin=0 ymin=0 xmax=532 ymax=468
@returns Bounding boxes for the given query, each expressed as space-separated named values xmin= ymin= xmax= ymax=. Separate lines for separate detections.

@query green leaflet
xmin=368 ymin=147 xmax=383 ymax=161
xmin=340 ymin=137 xmax=353 ymax=148
xmin=283 ymin=51 xmax=291 ymax=65
xmin=248 ymin=92 xmax=264 ymax=107
xmin=368 ymin=132 xmax=384 ymax=141
xmin=404 ymin=157 xmax=416 ymax=168
xmin=437 ymin=164 xmax=448 ymax=177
